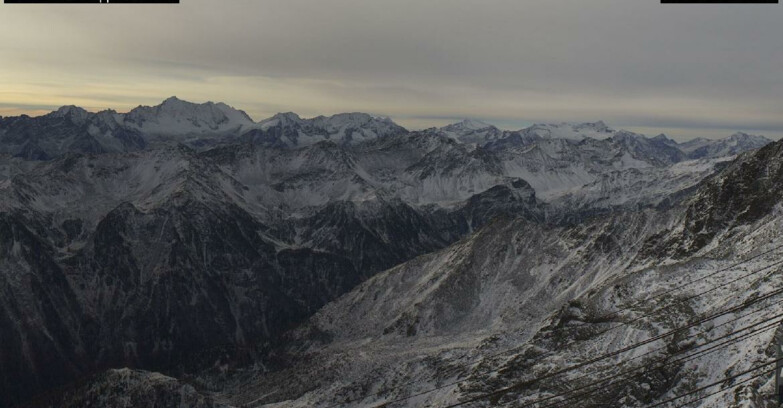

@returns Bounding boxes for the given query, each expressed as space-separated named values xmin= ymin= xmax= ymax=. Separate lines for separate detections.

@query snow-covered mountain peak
xmin=726 ymin=131 xmax=771 ymax=145
xmin=611 ymin=129 xmax=646 ymax=140
xmin=48 ymin=105 xmax=91 ymax=123
xmin=153 ymin=96 xmax=253 ymax=122
xmin=680 ymin=132 xmax=773 ymax=159
xmin=443 ymin=118 xmax=497 ymax=131
xmin=159 ymin=95 xmax=186 ymax=106
xmin=438 ymin=118 xmax=503 ymax=145
xmin=650 ymin=133 xmax=679 ymax=148
xmin=323 ymin=112 xmax=372 ymax=122
xmin=314 ymin=112 xmax=404 ymax=131
xmin=153 ymin=96 xmax=217 ymax=116
xmin=317 ymin=112 xmax=407 ymax=141
xmin=249 ymin=111 xmax=407 ymax=147
xmin=522 ymin=121 xmax=615 ymax=140
xmin=123 ymin=97 xmax=255 ymax=136
xmin=375 ymin=115 xmax=397 ymax=125
xmin=313 ymin=112 xmax=372 ymax=129
xmin=259 ymin=112 xmax=306 ymax=130
xmin=573 ymin=120 xmax=612 ymax=133
xmin=651 ymin=133 xmax=669 ymax=141
xmin=51 ymin=105 xmax=88 ymax=116
xmin=89 ymin=109 xmax=124 ymax=128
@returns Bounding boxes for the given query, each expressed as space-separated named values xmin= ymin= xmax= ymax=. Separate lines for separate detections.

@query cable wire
xmin=536 ymin=316 xmax=783 ymax=408
xmin=438 ymin=282 xmax=783 ymax=408
xmin=369 ymin=261 xmax=783 ymax=408
xmin=536 ymin=265 xmax=781 ymax=405
xmin=328 ymin=247 xmax=783 ymax=408
xmin=646 ymin=361 xmax=778 ymax=408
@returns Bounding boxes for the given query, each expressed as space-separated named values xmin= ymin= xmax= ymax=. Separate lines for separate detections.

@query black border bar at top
xmin=662 ymin=0 xmax=777 ymax=3
xmin=5 ymin=0 xmax=179 ymax=3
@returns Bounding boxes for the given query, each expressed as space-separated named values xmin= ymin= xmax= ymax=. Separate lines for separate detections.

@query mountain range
xmin=0 ymin=97 xmax=770 ymax=160
xmin=0 ymin=98 xmax=779 ymax=408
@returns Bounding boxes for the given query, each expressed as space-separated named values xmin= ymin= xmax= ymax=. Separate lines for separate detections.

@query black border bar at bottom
xmin=662 ymin=0 xmax=777 ymax=3
xmin=5 ymin=0 xmax=179 ymax=3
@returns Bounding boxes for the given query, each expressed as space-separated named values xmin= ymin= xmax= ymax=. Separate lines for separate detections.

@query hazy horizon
xmin=3 ymin=96 xmax=780 ymax=143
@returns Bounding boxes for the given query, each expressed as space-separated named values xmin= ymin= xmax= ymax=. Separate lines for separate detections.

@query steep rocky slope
xmin=0 ymin=139 xmax=545 ymax=406
xmin=220 ymin=139 xmax=783 ymax=408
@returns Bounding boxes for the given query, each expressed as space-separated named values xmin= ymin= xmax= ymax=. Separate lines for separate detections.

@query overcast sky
xmin=0 ymin=0 xmax=781 ymax=140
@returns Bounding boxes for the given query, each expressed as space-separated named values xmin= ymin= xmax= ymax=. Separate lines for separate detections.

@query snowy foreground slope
xmin=0 ymin=99 xmax=777 ymax=407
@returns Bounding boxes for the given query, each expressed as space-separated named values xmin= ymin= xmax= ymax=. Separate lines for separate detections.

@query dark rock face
xmin=689 ymin=140 xmax=783 ymax=225
xmin=300 ymin=199 xmax=452 ymax=274
xmin=647 ymin=139 xmax=783 ymax=258
xmin=457 ymin=179 xmax=543 ymax=228
xmin=65 ymin=200 xmax=278 ymax=369
xmin=0 ymin=196 xmax=382 ymax=405
xmin=0 ymin=213 xmax=88 ymax=407
xmin=0 ymin=112 xmax=147 ymax=159
xmin=241 ymin=112 xmax=407 ymax=148
xmin=609 ymin=131 xmax=687 ymax=166
xmin=0 ymin=141 xmax=549 ymax=406
xmin=682 ymin=132 xmax=773 ymax=160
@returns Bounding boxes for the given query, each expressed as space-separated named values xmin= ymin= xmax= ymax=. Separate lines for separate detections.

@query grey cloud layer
xmin=0 ymin=0 xmax=780 ymax=138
